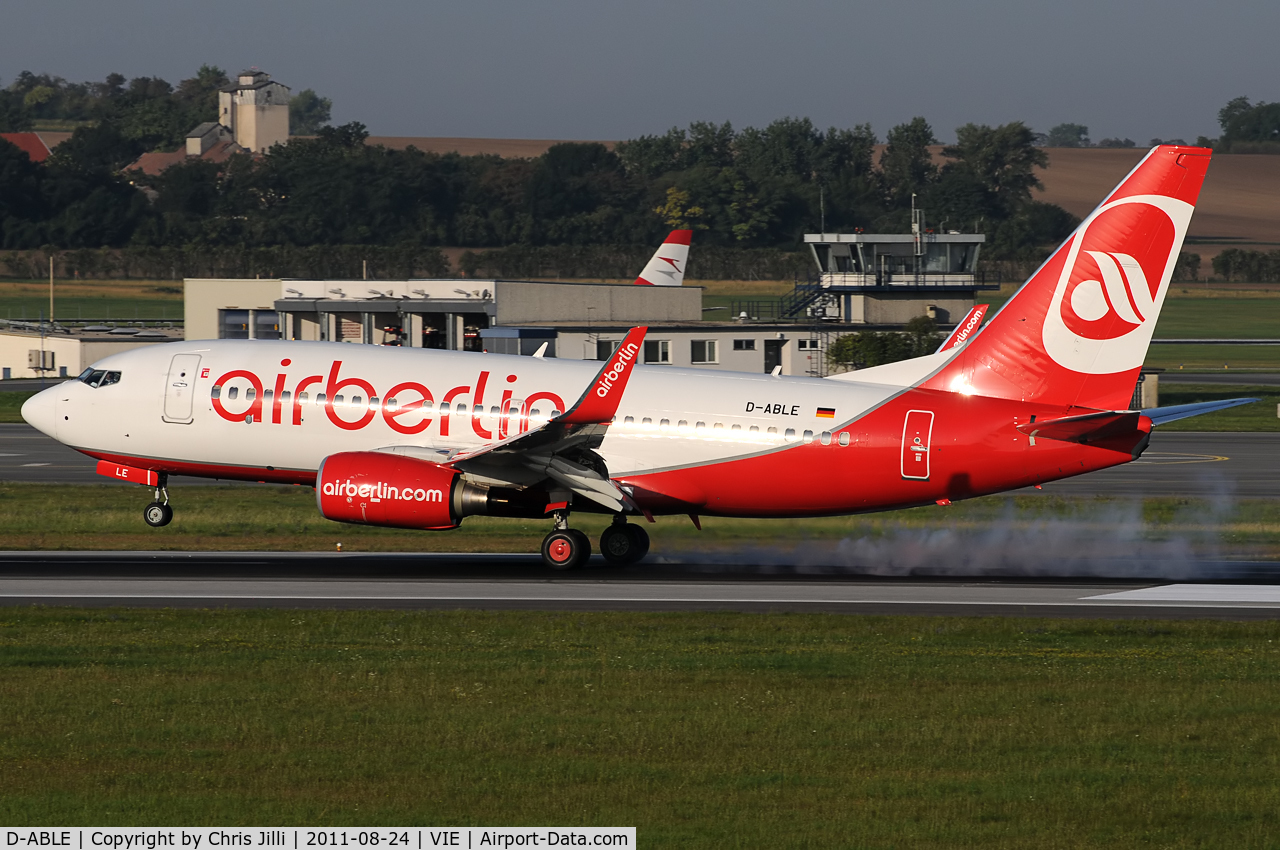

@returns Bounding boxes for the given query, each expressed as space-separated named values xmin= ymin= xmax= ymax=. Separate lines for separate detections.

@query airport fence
xmin=457 ymin=244 xmax=813 ymax=281
xmin=0 ymin=246 xmax=451 ymax=281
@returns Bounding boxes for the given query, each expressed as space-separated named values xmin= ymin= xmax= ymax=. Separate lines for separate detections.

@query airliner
xmin=21 ymin=146 xmax=1252 ymax=569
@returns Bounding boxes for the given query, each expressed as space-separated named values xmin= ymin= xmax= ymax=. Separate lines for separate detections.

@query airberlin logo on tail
xmin=1068 ymin=251 xmax=1155 ymax=327
xmin=596 ymin=342 xmax=639 ymax=398
xmin=1042 ymin=194 xmax=1194 ymax=375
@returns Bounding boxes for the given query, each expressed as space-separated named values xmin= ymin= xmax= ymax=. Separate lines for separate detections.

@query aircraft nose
xmin=20 ymin=386 xmax=59 ymax=439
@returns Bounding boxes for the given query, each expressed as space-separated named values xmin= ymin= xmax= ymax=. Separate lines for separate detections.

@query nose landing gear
xmin=143 ymin=474 xmax=173 ymax=528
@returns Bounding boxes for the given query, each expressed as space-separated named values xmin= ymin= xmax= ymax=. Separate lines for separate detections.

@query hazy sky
xmin=3 ymin=0 xmax=1273 ymax=144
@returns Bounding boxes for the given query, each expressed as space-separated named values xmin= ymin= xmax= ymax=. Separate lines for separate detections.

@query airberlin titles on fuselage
xmin=209 ymin=358 xmax=567 ymax=438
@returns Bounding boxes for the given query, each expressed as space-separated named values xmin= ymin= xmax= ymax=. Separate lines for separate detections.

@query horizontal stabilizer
xmin=1142 ymin=397 xmax=1258 ymax=426
xmin=1017 ymin=410 xmax=1145 ymax=444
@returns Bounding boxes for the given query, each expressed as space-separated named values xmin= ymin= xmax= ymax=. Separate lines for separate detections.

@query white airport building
xmin=184 ymin=277 xmax=834 ymax=376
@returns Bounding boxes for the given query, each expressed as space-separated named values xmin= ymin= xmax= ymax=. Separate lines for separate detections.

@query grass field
xmin=0 ymin=279 xmax=182 ymax=323
xmin=1 ymin=484 xmax=1278 ymax=561
xmin=0 ymin=392 xmax=33 ymax=422
xmin=1144 ymin=345 xmax=1280 ymax=371
xmin=1 ymin=607 xmax=1279 ymax=847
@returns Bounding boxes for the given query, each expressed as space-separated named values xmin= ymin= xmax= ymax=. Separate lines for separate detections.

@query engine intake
xmin=316 ymin=451 xmax=489 ymax=530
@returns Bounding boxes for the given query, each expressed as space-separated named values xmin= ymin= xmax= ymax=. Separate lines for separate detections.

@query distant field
xmin=0 ymin=279 xmax=182 ymax=323
xmin=1156 ymin=385 xmax=1280 ymax=431
xmin=1144 ymin=345 xmax=1280 ymax=371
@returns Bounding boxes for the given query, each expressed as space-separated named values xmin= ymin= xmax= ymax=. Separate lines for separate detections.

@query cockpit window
xmin=79 ymin=369 xmax=121 ymax=388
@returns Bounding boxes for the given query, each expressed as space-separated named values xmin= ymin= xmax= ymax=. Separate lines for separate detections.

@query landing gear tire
xmin=542 ymin=529 xmax=589 ymax=571
xmin=143 ymin=502 xmax=173 ymax=528
xmin=625 ymin=523 xmax=650 ymax=562
xmin=600 ymin=522 xmax=649 ymax=565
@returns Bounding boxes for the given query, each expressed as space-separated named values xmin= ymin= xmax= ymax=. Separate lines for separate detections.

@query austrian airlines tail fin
xmin=635 ymin=230 xmax=692 ymax=286
xmin=925 ymin=145 xmax=1211 ymax=411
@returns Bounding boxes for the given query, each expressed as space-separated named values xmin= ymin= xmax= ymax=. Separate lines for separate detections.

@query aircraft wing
xmin=442 ymin=326 xmax=648 ymax=512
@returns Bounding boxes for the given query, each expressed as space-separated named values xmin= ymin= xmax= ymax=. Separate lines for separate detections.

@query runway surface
xmin=2 ymin=424 xmax=1277 ymax=497
xmin=1 ymin=552 xmax=1279 ymax=619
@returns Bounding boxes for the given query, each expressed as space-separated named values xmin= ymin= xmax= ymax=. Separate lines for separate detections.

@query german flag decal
xmin=816 ymin=407 xmax=835 ymax=419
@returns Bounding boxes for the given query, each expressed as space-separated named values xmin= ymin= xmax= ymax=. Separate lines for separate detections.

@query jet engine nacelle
xmin=316 ymin=451 xmax=488 ymax=530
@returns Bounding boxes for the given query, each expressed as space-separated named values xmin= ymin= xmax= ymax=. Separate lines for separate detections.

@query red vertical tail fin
xmin=927 ymin=145 xmax=1211 ymax=410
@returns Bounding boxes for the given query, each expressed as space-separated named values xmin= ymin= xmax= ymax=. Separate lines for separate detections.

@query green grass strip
xmin=0 ymin=608 xmax=1278 ymax=847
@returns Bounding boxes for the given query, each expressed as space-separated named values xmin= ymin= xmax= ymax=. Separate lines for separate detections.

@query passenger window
xmin=784 ymin=428 xmax=796 ymax=441
xmin=713 ymin=423 xmax=724 ymax=431
xmin=749 ymin=425 xmax=759 ymax=433
xmin=803 ymin=430 xmax=814 ymax=444
xmin=455 ymin=404 xmax=467 ymax=415
xmin=386 ymin=397 xmax=398 ymax=409
xmin=820 ymin=431 xmax=832 ymax=445
xmin=423 ymin=401 xmax=435 ymax=412
xmin=351 ymin=395 xmax=362 ymax=406
xmin=228 ymin=387 xmax=239 ymax=400
xmin=334 ymin=394 xmax=344 ymax=405
xmin=660 ymin=418 xmax=670 ymax=430
xmin=280 ymin=391 xmax=291 ymax=403
xmin=695 ymin=421 xmax=706 ymax=432
xmin=642 ymin=417 xmax=652 ymax=426
xmin=315 ymin=393 xmax=326 ymax=405
xmin=838 ymin=432 xmax=851 ymax=447
xmin=678 ymin=420 xmax=689 ymax=431
xmin=550 ymin=409 xmax=562 ymax=417
xmin=439 ymin=402 xmax=450 ymax=414
xmin=211 ymin=385 xmax=221 ymax=399
xmin=246 ymin=388 xmax=256 ymax=401
xmin=624 ymin=416 xmax=634 ymax=425
xmin=767 ymin=426 xmax=777 ymax=435
xmin=731 ymin=424 xmax=741 ymax=431
xmin=490 ymin=406 xmax=500 ymax=416
xmin=370 ymin=396 xmax=379 ymax=407
xmin=528 ymin=407 xmax=539 ymax=417
xmin=264 ymin=389 xmax=273 ymax=401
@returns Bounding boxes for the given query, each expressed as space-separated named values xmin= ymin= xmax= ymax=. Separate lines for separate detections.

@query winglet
xmin=559 ymin=326 xmax=647 ymax=425
xmin=936 ymin=304 xmax=988 ymax=353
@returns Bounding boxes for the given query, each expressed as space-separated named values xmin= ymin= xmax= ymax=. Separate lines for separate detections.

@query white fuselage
xmin=33 ymin=340 xmax=900 ymax=481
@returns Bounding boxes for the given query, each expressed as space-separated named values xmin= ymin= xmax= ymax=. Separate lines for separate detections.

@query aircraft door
xmin=900 ymin=409 xmax=934 ymax=480
xmin=162 ymin=354 xmax=202 ymax=424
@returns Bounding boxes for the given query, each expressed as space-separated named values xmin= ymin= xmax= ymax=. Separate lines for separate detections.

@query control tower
xmin=800 ymin=213 xmax=992 ymax=324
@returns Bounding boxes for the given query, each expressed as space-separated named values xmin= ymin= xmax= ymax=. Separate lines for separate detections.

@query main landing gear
xmin=539 ymin=511 xmax=650 ymax=570
xmin=143 ymin=474 xmax=173 ymax=528
xmin=599 ymin=515 xmax=649 ymax=566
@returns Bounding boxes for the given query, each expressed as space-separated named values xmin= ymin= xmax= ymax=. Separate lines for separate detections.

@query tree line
xmin=3 ymin=65 xmax=1269 ymax=276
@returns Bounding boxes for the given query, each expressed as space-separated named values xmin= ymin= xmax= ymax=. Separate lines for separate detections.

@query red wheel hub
xmin=548 ymin=537 xmax=573 ymax=562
